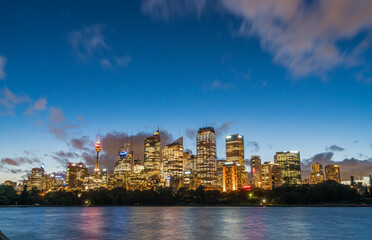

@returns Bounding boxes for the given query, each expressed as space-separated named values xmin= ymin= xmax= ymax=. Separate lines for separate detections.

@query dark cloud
xmin=186 ymin=129 xmax=196 ymax=140
xmin=246 ymin=141 xmax=260 ymax=152
xmin=214 ymin=122 xmax=232 ymax=136
xmin=71 ymin=136 xmax=91 ymax=151
xmin=302 ymin=152 xmax=372 ymax=181
xmin=1 ymin=157 xmax=40 ymax=166
xmin=48 ymin=107 xmax=79 ymax=140
xmin=52 ymin=151 xmax=80 ymax=168
xmin=325 ymin=145 xmax=345 ymax=152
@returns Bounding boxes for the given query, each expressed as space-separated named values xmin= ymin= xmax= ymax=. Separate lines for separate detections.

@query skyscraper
xmin=196 ymin=127 xmax=217 ymax=188
xmin=310 ymin=162 xmax=324 ymax=184
xmin=29 ymin=167 xmax=45 ymax=191
xmin=113 ymin=144 xmax=133 ymax=188
xmin=223 ymin=162 xmax=238 ymax=192
xmin=325 ymin=164 xmax=341 ymax=183
xmin=275 ymin=151 xmax=301 ymax=185
xmin=162 ymin=137 xmax=183 ymax=183
xmin=261 ymin=162 xmax=281 ymax=190
xmin=226 ymin=134 xmax=247 ymax=188
xmin=144 ymin=130 xmax=161 ymax=179
xmin=66 ymin=162 xmax=88 ymax=188
xmin=250 ymin=155 xmax=262 ymax=188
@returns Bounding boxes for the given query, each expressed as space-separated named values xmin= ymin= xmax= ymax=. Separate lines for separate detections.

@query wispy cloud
xmin=68 ymin=25 xmax=131 ymax=70
xmin=142 ymin=0 xmax=209 ymax=20
xmin=68 ymin=24 xmax=110 ymax=63
xmin=1 ymin=157 xmax=40 ymax=166
xmin=247 ymin=141 xmax=260 ymax=152
xmin=0 ymin=87 xmax=30 ymax=115
xmin=210 ymin=79 xmax=234 ymax=90
xmin=143 ymin=0 xmax=372 ymax=79
xmin=325 ymin=144 xmax=345 ymax=152
xmin=0 ymin=56 xmax=7 ymax=80
xmin=26 ymin=98 xmax=47 ymax=115
xmin=48 ymin=107 xmax=79 ymax=140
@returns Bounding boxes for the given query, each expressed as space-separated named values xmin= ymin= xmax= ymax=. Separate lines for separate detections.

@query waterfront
xmin=0 ymin=207 xmax=371 ymax=239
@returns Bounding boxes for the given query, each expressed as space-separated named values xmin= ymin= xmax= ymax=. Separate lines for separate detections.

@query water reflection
xmin=0 ymin=207 xmax=371 ymax=240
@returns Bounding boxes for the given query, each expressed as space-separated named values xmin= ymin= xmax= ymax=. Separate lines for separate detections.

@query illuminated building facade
xmin=4 ymin=180 xmax=17 ymax=189
xmin=28 ymin=167 xmax=45 ymax=191
xmin=94 ymin=137 xmax=101 ymax=173
xmin=262 ymin=162 xmax=282 ymax=190
xmin=309 ymin=162 xmax=324 ymax=185
xmin=144 ymin=130 xmax=161 ymax=179
xmin=223 ymin=162 xmax=238 ymax=192
xmin=66 ymin=162 xmax=87 ymax=188
xmin=226 ymin=134 xmax=247 ymax=189
xmin=162 ymin=137 xmax=183 ymax=187
xmin=325 ymin=164 xmax=341 ymax=183
xmin=216 ymin=159 xmax=227 ymax=190
xmin=113 ymin=145 xmax=134 ymax=188
xmin=250 ymin=156 xmax=262 ymax=188
xmin=183 ymin=152 xmax=196 ymax=172
xmin=196 ymin=127 xmax=217 ymax=188
xmin=275 ymin=151 xmax=301 ymax=185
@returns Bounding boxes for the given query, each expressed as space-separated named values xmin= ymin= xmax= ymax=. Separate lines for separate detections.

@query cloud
xmin=302 ymin=152 xmax=372 ymax=181
xmin=247 ymin=141 xmax=260 ymax=152
xmin=100 ymin=58 xmax=112 ymax=70
xmin=0 ymin=87 xmax=30 ymax=115
xmin=68 ymin=24 xmax=110 ymax=63
xmin=25 ymin=98 xmax=47 ymax=115
xmin=210 ymin=79 xmax=234 ymax=90
xmin=1 ymin=157 xmax=40 ymax=166
xmin=186 ymin=128 xmax=197 ymax=140
xmin=52 ymin=151 xmax=80 ymax=167
xmin=115 ymin=55 xmax=132 ymax=68
xmin=325 ymin=145 xmax=345 ymax=152
xmin=143 ymin=0 xmax=372 ymax=78
xmin=221 ymin=0 xmax=372 ymax=78
xmin=71 ymin=136 xmax=91 ymax=151
xmin=48 ymin=107 xmax=79 ymax=140
xmin=142 ymin=0 xmax=209 ymax=20
xmin=0 ymin=56 xmax=7 ymax=80
xmin=215 ymin=121 xmax=232 ymax=136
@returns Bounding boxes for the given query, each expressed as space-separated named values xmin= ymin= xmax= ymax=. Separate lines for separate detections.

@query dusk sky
xmin=1 ymin=0 xmax=372 ymax=183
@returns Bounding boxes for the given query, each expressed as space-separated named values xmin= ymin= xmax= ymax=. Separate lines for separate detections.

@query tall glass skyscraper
xmin=226 ymin=134 xmax=247 ymax=188
xmin=325 ymin=164 xmax=341 ymax=183
xmin=250 ymin=155 xmax=262 ymax=188
xmin=144 ymin=130 xmax=161 ymax=179
xmin=275 ymin=151 xmax=301 ymax=185
xmin=196 ymin=127 xmax=217 ymax=188
xmin=310 ymin=162 xmax=324 ymax=184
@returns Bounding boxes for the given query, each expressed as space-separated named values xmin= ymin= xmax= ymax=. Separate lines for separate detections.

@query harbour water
xmin=0 ymin=206 xmax=371 ymax=239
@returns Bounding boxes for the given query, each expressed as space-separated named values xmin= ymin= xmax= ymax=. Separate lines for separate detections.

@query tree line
xmin=0 ymin=180 xmax=368 ymax=206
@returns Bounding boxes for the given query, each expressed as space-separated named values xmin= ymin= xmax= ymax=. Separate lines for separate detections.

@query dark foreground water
xmin=0 ymin=207 xmax=371 ymax=240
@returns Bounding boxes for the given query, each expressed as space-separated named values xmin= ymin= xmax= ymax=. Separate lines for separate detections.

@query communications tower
xmin=94 ymin=137 xmax=101 ymax=173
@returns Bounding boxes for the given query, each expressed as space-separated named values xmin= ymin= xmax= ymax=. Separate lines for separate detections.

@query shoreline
xmin=1 ymin=203 xmax=372 ymax=208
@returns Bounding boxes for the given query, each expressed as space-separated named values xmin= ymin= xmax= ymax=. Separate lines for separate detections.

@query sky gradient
xmin=1 ymin=0 xmax=372 ymax=183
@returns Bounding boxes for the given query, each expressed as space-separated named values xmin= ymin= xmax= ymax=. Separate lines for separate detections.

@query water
xmin=0 ymin=207 xmax=371 ymax=239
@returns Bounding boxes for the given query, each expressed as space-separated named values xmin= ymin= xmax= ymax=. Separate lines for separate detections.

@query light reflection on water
xmin=0 ymin=207 xmax=371 ymax=240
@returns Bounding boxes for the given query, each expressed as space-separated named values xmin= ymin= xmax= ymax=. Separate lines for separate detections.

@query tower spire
xmin=94 ymin=136 xmax=101 ymax=173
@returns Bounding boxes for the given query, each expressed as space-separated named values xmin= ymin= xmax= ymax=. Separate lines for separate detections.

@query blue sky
xmin=1 ymin=0 xmax=372 ymax=182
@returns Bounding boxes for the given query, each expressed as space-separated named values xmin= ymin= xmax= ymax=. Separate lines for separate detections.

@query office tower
xmin=325 ymin=164 xmax=341 ymax=183
xmin=261 ymin=162 xmax=282 ymax=189
xmin=309 ymin=162 xmax=324 ymax=184
xmin=29 ymin=167 xmax=45 ymax=191
xmin=163 ymin=137 xmax=183 ymax=187
xmin=275 ymin=151 xmax=301 ymax=185
xmin=183 ymin=152 xmax=196 ymax=172
xmin=144 ymin=130 xmax=161 ymax=179
xmin=196 ymin=127 xmax=217 ymax=188
xmin=223 ymin=162 xmax=238 ymax=192
xmin=4 ymin=180 xmax=17 ymax=189
xmin=94 ymin=137 xmax=101 ymax=173
xmin=250 ymin=155 xmax=262 ymax=188
xmin=66 ymin=162 xmax=88 ymax=188
xmin=216 ymin=159 xmax=227 ymax=190
xmin=113 ymin=144 xmax=133 ymax=188
xmin=226 ymin=134 xmax=247 ymax=188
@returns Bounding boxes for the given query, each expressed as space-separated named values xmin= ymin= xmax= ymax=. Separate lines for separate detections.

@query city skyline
xmin=1 ymin=1 xmax=372 ymax=183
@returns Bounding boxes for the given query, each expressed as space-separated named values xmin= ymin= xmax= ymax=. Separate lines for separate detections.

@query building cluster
xmin=3 ymin=127 xmax=353 ymax=193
